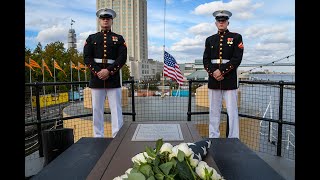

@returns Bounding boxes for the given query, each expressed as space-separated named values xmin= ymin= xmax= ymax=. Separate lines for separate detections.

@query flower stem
xmin=186 ymin=158 xmax=197 ymax=179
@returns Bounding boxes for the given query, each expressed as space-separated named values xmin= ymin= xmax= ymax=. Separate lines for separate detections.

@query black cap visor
xmin=99 ymin=14 xmax=113 ymax=19
xmin=215 ymin=16 xmax=229 ymax=21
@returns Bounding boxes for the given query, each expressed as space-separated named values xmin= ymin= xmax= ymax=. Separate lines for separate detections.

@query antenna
xmin=161 ymin=0 xmax=166 ymax=98
xmin=71 ymin=19 xmax=75 ymax=29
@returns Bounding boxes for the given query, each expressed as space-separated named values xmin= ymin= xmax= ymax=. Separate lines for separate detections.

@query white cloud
xmin=25 ymin=0 xmax=96 ymax=32
xmin=36 ymin=26 xmax=68 ymax=44
xmin=166 ymin=0 xmax=174 ymax=4
xmin=243 ymin=25 xmax=288 ymax=38
xmin=262 ymin=33 xmax=291 ymax=44
xmin=255 ymin=43 xmax=291 ymax=52
xmin=192 ymin=0 xmax=263 ymax=20
xmin=26 ymin=0 xmax=295 ymax=72
xmin=257 ymin=0 xmax=294 ymax=17
xmin=188 ymin=23 xmax=215 ymax=36
xmin=76 ymin=31 xmax=97 ymax=52
xmin=170 ymin=36 xmax=204 ymax=51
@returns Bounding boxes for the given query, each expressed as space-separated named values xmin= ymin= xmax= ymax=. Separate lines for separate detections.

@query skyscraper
xmin=68 ymin=29 xmax=77 ymax=50
xmin=68 ymin=19 xmax=77 ymax=50
xmin=97 ymin=0 xmax=148 ymax=80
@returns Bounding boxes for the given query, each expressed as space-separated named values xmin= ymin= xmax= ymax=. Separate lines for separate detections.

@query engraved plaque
xmin=131 ymin=124 xmax=184 ymax=141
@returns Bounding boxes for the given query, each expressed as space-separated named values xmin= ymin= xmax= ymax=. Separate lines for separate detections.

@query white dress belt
xmin=94 ymin=58 xmax=115 ymax=64
xmin=211 ymin=59 xmax=230 ymax=64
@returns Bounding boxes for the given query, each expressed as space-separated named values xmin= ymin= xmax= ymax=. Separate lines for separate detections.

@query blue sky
xmin=25 ymin=0 xmax=295 ymax=72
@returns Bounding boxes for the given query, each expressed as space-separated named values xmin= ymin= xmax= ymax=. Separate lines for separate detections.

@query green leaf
xmin=166 ymin=174 xmax=176 ymax=180
xmin=155 ymin=173 xmax=164 ymax=180
xmin=177 ymin=150 xmax=185 ymax=162
xmin=130 ymin=167 xmax=139 ymax=173
xmin=146 ymin=146 xmax=156 ymax=158
xmin=147 ymin=158 xmax=153 ymax=164
xmin=147 ymin=176 xmax=156 ymax=180
xmin=153 ymin=166 xmax=162 ymax=174
xmin=175 ymin=161 xmax=194 ymax=180
xmin=140 ymin=164 xmax=153 ymax=177
xmin=127 ymin=172 xmax=146 ymax=180
xmin=154 ymin=156 xmax=160 ymax=166
xmin=133 ymin=162 xmax=141 ymax=169
xmin=155 ymin=139 xmax=163 ymax=153
xmin=170 ymin=158 xmax=177 ymax=167
xmin=159 ymin=162 xmax=174 ymax=175
xmin=208 ymin=168 xmax=214 ymax=177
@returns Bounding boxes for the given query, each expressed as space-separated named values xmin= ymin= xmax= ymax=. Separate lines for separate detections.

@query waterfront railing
xmin=25 ymin=79 xmax=295 ymax=161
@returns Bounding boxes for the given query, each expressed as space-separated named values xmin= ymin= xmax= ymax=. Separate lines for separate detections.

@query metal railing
xmin=25 ymin=79 xmax=295 ymax=159
xmin=187 ymin=80 xmax=295 ymax=157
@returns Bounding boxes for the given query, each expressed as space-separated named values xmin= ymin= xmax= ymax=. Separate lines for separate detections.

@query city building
xmin=68 ymin=20 xmax=77 ymax=50
xmin=144 ymin=59 xmax=163 ymax=80
xmin=97 ymin=0 xmax=148 ymax=80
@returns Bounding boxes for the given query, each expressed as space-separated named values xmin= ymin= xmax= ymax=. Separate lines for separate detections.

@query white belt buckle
xmin=94 ymin=58 xmax=115 ymax=64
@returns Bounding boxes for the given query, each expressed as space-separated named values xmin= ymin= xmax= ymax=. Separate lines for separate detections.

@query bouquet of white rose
xmin=113 ymin=138 xmax=224 ymax=180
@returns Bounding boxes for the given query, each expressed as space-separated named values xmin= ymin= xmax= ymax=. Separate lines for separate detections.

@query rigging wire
xmin=240 ymin=54 xmax=295 ymax=74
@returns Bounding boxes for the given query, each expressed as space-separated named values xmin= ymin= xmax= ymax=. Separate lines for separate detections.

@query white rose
xmin=177 ymin=143 xmax=193 ymax=157
xmin=189 ymin=154 xmax=199 ymax=168
xmin=125 ymin=168 xmax=132 ymax=175
xmin=143 ymin=152 xmax=155 ymax=160
xmin=195 ymin=161 xmax=210 ymax=179
xmin=160 ymin=143 xmax=173 ymax=154
xmin=169 ymin=145 xmax=179 ymax=160
xmin=113 ymin=176 xmax=122 ymax=180
xmin=210 ymin=168 xmax=222 ymax=180
xmin=120 ymin=174 xmax=128 ymax=179
xmin=131 ymin=152 xmax=147 ymax=165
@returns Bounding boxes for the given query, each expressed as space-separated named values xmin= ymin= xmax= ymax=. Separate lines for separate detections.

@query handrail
xmin=25 ymin=79 xmax=294 ymax=158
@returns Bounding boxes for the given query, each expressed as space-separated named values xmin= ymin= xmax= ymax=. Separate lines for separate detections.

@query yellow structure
xmin=62 ymin=86 xmax=129 ymax=142
xmin=195 ymin=84 xmax=241 ymax=108
xmin=62 ymin=116 xmax=112 ymax=142
xmin=194 ymin=85 xmax=259 ymax=150
xmin=32 ymin=92 xmax=69 ymax=108
xmin=83 ymin=87 xmax=128 ymax=109
xmin=195 ymin=117 xmax=260 ymax=151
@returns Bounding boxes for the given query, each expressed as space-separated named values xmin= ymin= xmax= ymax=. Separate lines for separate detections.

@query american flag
xmin=164 ymin=51 xmax=184 ymax=85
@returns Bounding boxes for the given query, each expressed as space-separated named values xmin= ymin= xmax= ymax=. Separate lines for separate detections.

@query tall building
xmin=96 ymin=0 xmax=148 ymax=80
xmin=68 ymin=29 xmax=77 ymax=50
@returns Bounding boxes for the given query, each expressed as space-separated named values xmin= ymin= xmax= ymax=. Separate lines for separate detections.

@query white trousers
xmin=91 ymin=88 xmax=123 ymax=138
xmin=208 ymin=89 xmax=239 ymax=138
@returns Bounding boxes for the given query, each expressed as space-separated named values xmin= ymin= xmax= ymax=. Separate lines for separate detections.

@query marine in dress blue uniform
xmin=203 ymin=10 xmax=244 ymax=138
xmin=83 ymin=8 xmax=127 ymax=138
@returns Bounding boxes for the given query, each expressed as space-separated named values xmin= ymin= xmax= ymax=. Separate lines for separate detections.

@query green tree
xmin=121 ymin=64 xmax=131 ymax=81
xmin=41 ymin=41 xmax=68 ymax=93
xmin=156 ymin=72 xmax=161 ymax=81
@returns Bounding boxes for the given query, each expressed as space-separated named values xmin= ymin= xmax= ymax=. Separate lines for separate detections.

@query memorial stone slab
xmin=131 ymin=124 xmax=184 ymax=141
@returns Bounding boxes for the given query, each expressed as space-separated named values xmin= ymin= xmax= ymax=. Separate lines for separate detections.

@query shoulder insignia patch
xmin=238 ymin=42 xmax=244 ymax=49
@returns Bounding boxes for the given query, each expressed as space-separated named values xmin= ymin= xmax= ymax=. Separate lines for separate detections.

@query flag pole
xmin=84 ymin=65 xmax=87 ymax=87
xmin=147 ymin=83 xmax=149 ymax=97
xmin=77 ymin=61 xmax=81 ymax=101
xmin=161 ymin=0 xmax=166 ymax=98
xmin=29 ymin=58 xmax=34 ymax=118
xmin=70 ymin=60 xmax=74 ymax=102
xmin=53 ymin=59 xmax=57 ymax=104
xmin=42 ymin=59 xmax=47 ymax=108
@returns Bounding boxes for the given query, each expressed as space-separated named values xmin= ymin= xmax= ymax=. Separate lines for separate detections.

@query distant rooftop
xmin=186 ymin=70 xmax=207 ymax=80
